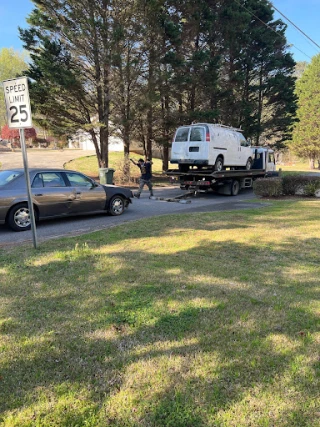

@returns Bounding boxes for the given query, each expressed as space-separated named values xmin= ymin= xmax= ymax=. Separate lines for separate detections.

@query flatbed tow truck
xmin=165 ymin=147 xmax=278 ymax=197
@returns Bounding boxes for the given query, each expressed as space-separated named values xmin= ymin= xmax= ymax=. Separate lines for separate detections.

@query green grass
xmin=65 ymin=153 xmax=176 ymax=185
xmin=0 ymin=200 xmax=320 ymax=426
xmin=277 ymin=161 xmax=320 ymax=175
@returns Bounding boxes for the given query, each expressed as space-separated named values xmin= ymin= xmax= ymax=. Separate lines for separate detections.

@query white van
xmin=171 ymin=123 xmax=253 ymax=172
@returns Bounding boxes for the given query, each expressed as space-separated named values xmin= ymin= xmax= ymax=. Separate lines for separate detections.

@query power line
xmin=234 ymin=0 xmax=312 ymax=60
xmin=269 ymin=1 xmax=320 ymax=52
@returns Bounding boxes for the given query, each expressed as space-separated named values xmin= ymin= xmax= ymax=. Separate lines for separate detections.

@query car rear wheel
xmin=108 ymin=195 xmax=125 ymax=216
xmin=7 ymin=203 xmax=32 ymax=232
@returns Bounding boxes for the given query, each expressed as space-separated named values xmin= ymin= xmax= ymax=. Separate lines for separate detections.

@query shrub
xmin=282 ymin=174 xmax=305 ymax=195
xmin=253 ymin=177 xmax=283 ymax=197
xmin=254 ymin=175 xmax=320 ymax=198
xmin=282 ymin=175 xmax=320 ymax=196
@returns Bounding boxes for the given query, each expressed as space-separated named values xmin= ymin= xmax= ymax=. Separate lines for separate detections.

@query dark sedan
xmin=0 ymin=168 xmax=133 ymax=231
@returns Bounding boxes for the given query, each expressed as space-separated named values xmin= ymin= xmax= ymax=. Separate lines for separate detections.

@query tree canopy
xmin=20 ymin=0 xmax=297 ymax=169
xmin=291 ymin=54 xmax=320 ymax=169
xmin=0 ymin=48 xmax=29 ymax=127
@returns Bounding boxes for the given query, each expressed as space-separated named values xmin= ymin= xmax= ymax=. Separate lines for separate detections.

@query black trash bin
xmin=99 ymin=168 xmax=115 ymax=184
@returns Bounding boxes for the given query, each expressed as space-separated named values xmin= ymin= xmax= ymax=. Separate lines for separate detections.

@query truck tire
xmin=214 ymin=157 xmax=224 ymax=172
xmin=230 ymin=179 xmax=240 ymax=196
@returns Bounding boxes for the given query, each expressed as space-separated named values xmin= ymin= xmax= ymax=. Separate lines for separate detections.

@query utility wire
xmin=233 ymin=0 xmax=311 ymax=60
xmin=234 ymin=0 xmax=312 ymax=60
xmin=269 ymin=1 xmax=320 ymax=52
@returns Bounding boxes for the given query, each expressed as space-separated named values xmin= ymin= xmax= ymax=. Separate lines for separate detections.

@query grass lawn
xmin=65 ymin=153 xmax=177 ymax=185
xmin=0 ymin=200 xmax=319 ymax=426
xmin=277 ymin=162 xmax=320 ymax=175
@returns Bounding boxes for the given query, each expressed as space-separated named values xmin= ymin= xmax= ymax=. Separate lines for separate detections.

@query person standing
xmin=130 ymin=157 xmax=154 ymax=198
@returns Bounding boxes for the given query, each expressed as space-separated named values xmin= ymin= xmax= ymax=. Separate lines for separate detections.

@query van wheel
xmin=230 ymin=180 xmax=240 ymax=196
xmin=245 ymin=158 xmax=252 ymax=170
xmin=214 ymin=157 xmax=224 ymax=172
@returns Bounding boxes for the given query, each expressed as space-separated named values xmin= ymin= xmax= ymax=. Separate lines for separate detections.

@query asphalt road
xmin=0 ymin=150 xmax=267 ymax=247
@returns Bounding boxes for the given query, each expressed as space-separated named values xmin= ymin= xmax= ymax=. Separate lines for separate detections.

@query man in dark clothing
xmin=130 ymin=157 xmax=154 ymax=198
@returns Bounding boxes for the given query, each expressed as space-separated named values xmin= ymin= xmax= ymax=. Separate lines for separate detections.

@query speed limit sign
xmin=3 ymin=76 xmax=32 ymax=129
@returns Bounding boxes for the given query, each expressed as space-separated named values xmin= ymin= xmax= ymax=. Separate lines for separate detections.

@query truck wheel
xmin=214 ymin=157 xmax=224 ymax=172
xmin=230 ymin=180 xmax=240 ymax=196
xmin=245 ymin=158 xmax=252 ymax=170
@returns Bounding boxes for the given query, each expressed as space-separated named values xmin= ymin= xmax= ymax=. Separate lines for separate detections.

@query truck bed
xmin=165 ymin=168 xmax=269 ymax=179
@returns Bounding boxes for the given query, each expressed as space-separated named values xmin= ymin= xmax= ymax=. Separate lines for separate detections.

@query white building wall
xmin=69 ymin=129 xmax=124 ymax=152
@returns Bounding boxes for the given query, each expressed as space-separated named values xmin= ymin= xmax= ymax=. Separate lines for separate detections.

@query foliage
xmin=20 ymin=0 xmax=297 ymax=170
xmin=0 ymin=48 xmax=29 ymax=127
xmin=1 ymin=124 xmax=37 ymax=142
xmin=253 ymin=177 xmax=283 ymax=197
xmin=0 ymin=201 xmax=319 ymax=426
xmin=254 ymin=174 xmax=320 ymax=197
xmin=291 ymin=54 xmax=320 ymax=169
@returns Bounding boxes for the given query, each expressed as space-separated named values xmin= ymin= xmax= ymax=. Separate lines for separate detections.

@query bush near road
xmin=0 ymin=200 xmax=319 ymax=426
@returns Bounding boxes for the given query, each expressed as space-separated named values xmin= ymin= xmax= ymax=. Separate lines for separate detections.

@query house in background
xmin=69 ymin=129 xmax=124 ymax=152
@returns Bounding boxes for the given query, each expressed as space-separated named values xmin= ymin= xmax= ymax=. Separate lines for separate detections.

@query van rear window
xmin=175 ymin=127 xmax=189 ymax=142
xmin=190 ymin=127 xmax=204 ymax=141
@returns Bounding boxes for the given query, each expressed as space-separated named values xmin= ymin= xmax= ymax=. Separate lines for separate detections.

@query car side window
xmin=42 ymin=172 xmax=67 ymax=187
xmin=65 ymin=172 xmax=93 ymax=187
xmin=32 ymin=174 xmax=44 ymax=188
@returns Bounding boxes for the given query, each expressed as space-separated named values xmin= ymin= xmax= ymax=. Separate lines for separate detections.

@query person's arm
xmin=130 ymin=158 xmax=138 ymax=166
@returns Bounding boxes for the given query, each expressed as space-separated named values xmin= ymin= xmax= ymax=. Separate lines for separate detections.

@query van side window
xmin=175 ymin=127 xmax=189 ymax=142
xmin=190 ymin=127 xmax=204 ymax=141
xmin=240 ymin=136 xmax=249 ymax=147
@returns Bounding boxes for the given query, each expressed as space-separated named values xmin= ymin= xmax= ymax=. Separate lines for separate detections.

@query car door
xmin=64 ymin=172 xmax=106 ymax=214
xmin=31 ymin=172 xmax=75 ymax=218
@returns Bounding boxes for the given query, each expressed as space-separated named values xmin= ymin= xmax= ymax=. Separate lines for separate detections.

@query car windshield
xmin=0 ymin=170 xmax=22 ymax=187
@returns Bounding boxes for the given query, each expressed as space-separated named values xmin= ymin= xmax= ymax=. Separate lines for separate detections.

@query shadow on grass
xmin=0 ymin=208 xmax=319 ymax=426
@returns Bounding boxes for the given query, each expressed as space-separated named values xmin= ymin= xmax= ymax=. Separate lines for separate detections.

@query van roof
xmin=190 ymin=123 xmax=243 ymax=132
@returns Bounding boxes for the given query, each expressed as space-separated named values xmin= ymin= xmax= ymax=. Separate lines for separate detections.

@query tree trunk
xmin=309 ymin=157 xmax=315 ymax=169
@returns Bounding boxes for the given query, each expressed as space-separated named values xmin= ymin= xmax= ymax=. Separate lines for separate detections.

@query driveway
xmin=0 ymin=150 xmax=268 ymax=247
xmin=0 ymin=149 xmax=96 ymax=169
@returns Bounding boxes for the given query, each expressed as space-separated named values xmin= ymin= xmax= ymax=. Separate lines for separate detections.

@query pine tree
xmin=291 ymin=54 xmax=320 ymax=169
xmin=19 ymin=0 xmax=115 ymax=167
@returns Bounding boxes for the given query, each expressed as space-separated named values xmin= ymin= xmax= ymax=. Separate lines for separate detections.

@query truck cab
xmin=251 ymin=147 xmax=276 ymax=174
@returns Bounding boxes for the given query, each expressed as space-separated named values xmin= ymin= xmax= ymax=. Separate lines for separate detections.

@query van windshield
xmin=175 ymin=127 xmax=189 ymax=142
xmin=190 ymin=127 xmax=204 ymax=141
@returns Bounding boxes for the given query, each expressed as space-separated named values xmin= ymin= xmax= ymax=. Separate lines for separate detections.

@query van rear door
xmin=171 ymin=125 xmax=209 ymax=165
xmin=171 ymin=126 xmax=190 ymax=163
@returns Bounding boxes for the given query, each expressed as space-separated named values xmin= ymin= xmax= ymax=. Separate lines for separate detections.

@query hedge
xmin=253 ymin=175 xmax=320 ymax=198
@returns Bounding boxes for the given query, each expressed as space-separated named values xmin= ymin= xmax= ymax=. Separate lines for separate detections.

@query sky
xmin=0 ymin=0 xmax=319 ymax=63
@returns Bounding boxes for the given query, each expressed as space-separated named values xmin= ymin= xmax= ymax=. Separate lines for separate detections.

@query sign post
xmin=3 ymin=77 xmax=38 ymax=248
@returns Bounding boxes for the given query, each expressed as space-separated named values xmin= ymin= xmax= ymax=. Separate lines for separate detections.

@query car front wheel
xmin=108 ymin=195 xmax=125 ymax=216
xmin=7 ymin=203 xmax=32 ymax=232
